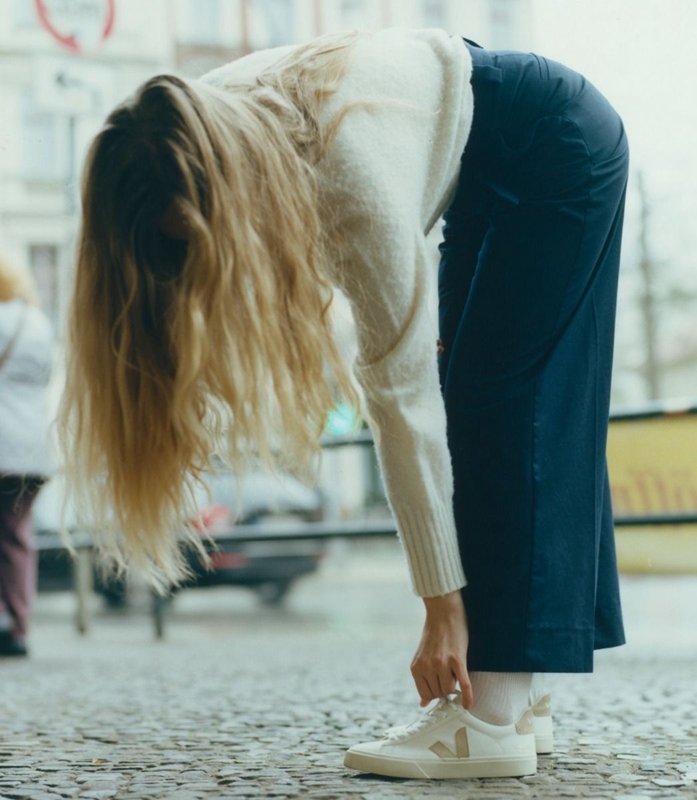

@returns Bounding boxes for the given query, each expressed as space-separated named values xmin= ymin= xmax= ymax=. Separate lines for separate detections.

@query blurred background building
xmin=0 ymin=0 xmax=532 ymax=331
xmin=0 ymin=0 xmax=170 ymax=328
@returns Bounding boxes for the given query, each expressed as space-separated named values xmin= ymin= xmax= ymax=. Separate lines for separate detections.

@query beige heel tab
xmin=515 ymin=708 xmax=534 ymax=735
xmin=531 ymin=693 xmax=552 ymax=717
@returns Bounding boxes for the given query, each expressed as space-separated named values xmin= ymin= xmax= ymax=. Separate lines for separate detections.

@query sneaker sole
xmin=344 ymin=749 xmax=537 ymax=780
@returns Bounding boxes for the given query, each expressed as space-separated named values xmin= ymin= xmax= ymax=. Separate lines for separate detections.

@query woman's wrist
xmin=422 ymin=589 xmax=464 ymax=618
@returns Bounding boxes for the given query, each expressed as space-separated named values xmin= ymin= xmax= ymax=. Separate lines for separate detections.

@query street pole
xmin=636 ymin=170 xmax=662 ymax=401
xmin=314 ymin=0 xmax=323 ymax=36
xmin=381 ymin=0 xmax=390 ymax=27
xmin=60 ymin=111 xmax=79 ymax=336
xmin=240 ymin=0 xmax=251 ymax=55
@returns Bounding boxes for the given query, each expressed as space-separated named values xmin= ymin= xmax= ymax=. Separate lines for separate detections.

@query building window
xmin=256 ymin=0 xmax=295 ymax=47
xmin=185 ymin=0 xmax=221 ymax=44
xmin=423 ymin=0 xmax=447 ymax=29
xmin=22 ymin=92 xmax=61 ymax=183
xmin=341 ymin=0 xmax=364 ymax=29
xmin=29 ymin=244 xmax=60 ymax=325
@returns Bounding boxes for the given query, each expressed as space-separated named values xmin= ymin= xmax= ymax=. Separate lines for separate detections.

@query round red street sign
xmin=35 ymin=0 xmax=116 ymax=53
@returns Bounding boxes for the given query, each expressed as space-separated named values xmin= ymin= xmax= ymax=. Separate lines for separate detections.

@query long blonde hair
xmin=57 ymin=32 xmax=367 ymax=593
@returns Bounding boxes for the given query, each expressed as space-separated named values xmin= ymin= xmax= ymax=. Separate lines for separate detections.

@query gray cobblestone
xmin=1 ymin=546 xmax=696 ymax=798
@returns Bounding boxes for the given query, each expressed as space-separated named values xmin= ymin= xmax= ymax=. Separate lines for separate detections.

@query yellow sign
xmin=607 ymin=413 xmax=697 ymax=573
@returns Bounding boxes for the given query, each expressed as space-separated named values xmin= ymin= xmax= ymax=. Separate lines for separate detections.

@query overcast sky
xmin=529 ymin=0 xmax=696 ymax=279
xmin=525 ymin=0 xmax=697 ymax=397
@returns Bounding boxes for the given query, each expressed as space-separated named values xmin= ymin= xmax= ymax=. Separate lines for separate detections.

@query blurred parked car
xmin=33 ymin=469 xmax=328 ymax=607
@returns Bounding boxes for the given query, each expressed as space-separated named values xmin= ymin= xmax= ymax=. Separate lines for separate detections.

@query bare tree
xmin=636 ymin=170 xmax=662 ymax=400
xmin=631 ymin=170 xmax=697 ymax=400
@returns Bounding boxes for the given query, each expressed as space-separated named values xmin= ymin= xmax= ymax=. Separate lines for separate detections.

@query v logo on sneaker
xmin=429 ymin=726 xmax=470 ymax=759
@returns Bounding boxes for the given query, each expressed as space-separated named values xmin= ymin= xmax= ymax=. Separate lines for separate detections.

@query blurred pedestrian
xmin=57 ymin=28 xmax=628 ymax=778
xmin=0 ymin=257 xmax=54 ymax=657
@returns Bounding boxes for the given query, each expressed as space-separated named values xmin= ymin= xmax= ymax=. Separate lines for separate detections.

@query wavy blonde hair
xmin=57 ymin=31 xmax=369 ymax=593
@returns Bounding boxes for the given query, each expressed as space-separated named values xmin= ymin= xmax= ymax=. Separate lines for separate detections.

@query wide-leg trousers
xmin=437 ymin=39 xmax=629 ymax=672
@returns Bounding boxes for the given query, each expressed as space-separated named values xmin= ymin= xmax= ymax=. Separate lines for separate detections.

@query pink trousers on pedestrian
xmin=0 ymin=476 xmax=43 ymax=638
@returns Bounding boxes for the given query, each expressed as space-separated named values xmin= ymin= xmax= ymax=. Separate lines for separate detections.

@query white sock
xmin=468 ymin=671 xmax=533 ymax=725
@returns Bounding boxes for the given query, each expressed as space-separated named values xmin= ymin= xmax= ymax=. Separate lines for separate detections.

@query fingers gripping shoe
xmin=530 ymin=693 xmax=554 ymax=754
xmin=344 ymin=692 xmax=537 ymax=780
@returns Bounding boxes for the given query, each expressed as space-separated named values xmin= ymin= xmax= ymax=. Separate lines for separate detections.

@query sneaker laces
xmin=381 ymin=693 xmax=461 ymax=743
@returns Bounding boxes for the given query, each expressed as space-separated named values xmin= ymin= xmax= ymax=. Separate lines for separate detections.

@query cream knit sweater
xmin=200 ymin=28 xmax=475 ymax=597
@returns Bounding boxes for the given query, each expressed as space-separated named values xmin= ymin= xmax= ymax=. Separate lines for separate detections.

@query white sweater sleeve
xmin=337 ymin=216 xmax=467 ymax=597
xmin=351 ymin=245 xmax=467 ymax=598
xmin=320 ymin=116 xmax=468 ymax=597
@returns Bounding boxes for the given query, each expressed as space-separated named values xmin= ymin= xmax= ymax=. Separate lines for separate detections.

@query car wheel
xmin=256 ymin=579 xmax=292 ymax=607
xmin=99 ymin=582 xmax=129 ymax=609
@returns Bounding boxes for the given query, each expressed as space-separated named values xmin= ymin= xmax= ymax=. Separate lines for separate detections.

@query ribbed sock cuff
xmin=469 ymin=671 xmax=534 ymax=726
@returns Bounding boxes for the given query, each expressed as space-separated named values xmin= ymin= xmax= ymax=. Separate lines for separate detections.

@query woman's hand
xmin=410 ymin=589 xmax=473 ymax=709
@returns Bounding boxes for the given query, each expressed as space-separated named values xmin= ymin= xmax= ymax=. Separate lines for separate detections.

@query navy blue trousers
xmin=438 ymin=39 xmax=629 ymax=672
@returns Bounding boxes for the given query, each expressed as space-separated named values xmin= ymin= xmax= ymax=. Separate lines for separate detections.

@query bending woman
xmin=58 ymin=28 xmax=629 ymax=780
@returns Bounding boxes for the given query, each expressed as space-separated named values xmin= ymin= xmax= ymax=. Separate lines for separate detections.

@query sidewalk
xmin=1 ymin=540 xmax=696 ymax=800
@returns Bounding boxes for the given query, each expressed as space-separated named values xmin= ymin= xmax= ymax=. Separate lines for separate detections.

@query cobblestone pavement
xmin=1 ymin=540 xmax=697 ymax=800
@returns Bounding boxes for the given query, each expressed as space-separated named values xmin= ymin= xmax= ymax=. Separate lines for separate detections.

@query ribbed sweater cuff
xmin=393 ymin=501 xmax=467 ymax=597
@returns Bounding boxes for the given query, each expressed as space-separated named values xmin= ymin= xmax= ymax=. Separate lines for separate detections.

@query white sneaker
xmin=344 ymin=692 xmax=537 ymax=780
xmin=378 ymin=692 xmax=554 ymax=756
xmin=530 ymin=693 xmax=554 ymax=754
xmin=382 ymin=689 xmax=555 ymax=755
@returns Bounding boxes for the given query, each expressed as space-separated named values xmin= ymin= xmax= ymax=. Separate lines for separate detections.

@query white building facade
xmin=0 ymin=0 xmax=173 ymax=329
xmin=0 ymin=0 xmax=531 ymax=332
